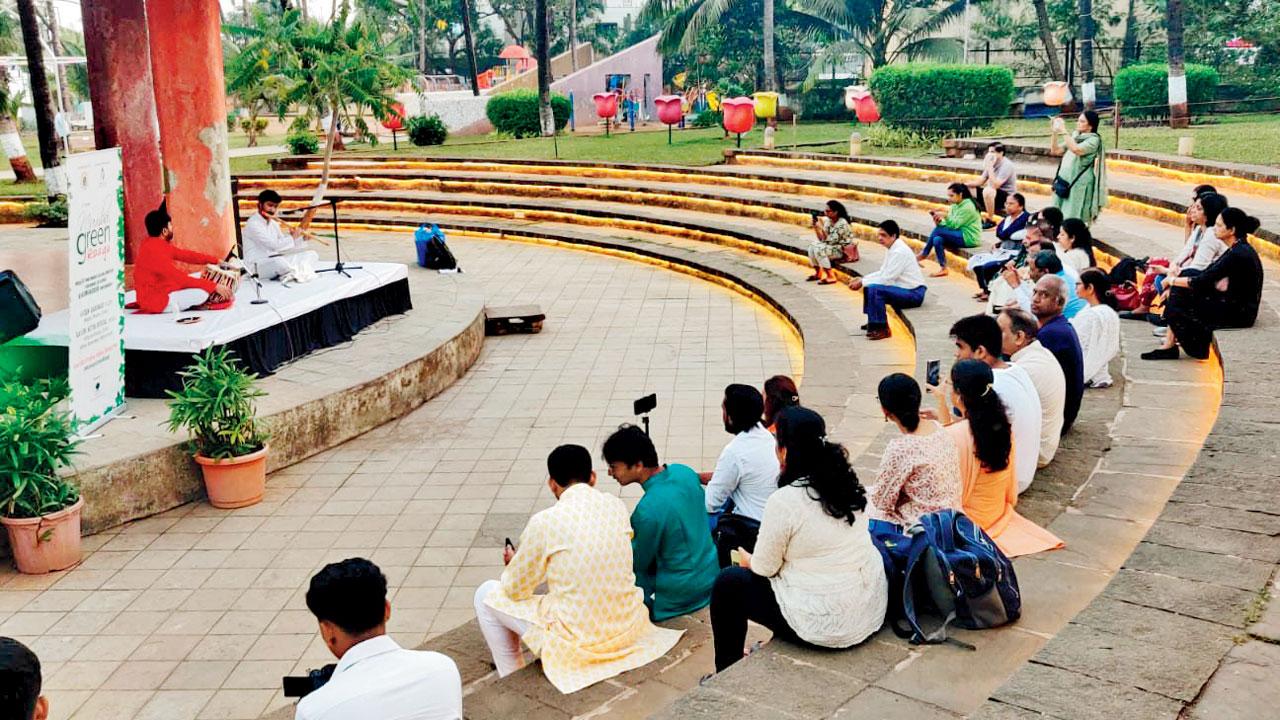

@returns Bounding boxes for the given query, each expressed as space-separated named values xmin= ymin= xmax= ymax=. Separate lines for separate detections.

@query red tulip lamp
xmin=655 ymin=95 xmax=684 ymax=144
xmin=721 ymin=97 xmax=756 ymax=148
xmin=381 ymin=102 xmax=406 ymax=150
xmin=844 ymin=86 xmax=880 ymax=124
xmin=593 ymin=92 xmax=620 ymax=137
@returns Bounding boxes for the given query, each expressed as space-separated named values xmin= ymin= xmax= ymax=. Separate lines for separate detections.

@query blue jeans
xmin=864 ymin=284 xmax=927 ymax=326
xmin=922 ymin=226 xmax=966 ymax=266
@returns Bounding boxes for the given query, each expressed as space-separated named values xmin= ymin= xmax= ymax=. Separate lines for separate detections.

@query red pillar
xmin=80 ymin=0 xmax=164 ymax=265
xmin=146 ymin=0 xmax=234 ymax=260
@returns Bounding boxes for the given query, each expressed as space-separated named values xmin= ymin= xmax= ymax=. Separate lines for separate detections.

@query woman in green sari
xmin=1049 ymin=110 xmax=1108 ymax=225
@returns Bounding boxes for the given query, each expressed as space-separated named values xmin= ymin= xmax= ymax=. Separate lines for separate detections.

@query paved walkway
xmin=0 ymin=233 xmax=801 ymax=720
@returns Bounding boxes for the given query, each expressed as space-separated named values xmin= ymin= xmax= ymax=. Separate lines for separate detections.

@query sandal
xmin=805 ymin=274 xmax=821 ymax=282
xmin=818 ymin=279 xmax=836 ymax=285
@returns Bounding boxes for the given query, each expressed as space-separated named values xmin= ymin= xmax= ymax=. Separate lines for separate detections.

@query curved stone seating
xmin=238 ymin=150 xmax=1274 ymax=717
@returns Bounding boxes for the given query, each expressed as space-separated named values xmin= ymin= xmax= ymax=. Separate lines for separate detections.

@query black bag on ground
xmin=1108 ymin=256 xmax=1147 ymax=285
xmin=0 ymin=269 xmax=42 ymax=344
xmin=713 ymin=513 xmax=761 ymax=568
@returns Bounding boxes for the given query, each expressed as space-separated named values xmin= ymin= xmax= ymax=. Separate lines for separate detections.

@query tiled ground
xmin=0 ymin=235 xmax=802 ymax=720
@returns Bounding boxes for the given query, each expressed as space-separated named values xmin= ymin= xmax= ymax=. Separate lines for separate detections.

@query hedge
xmin=485 ymin=89 xmax=571 ymax=138
xmin=407 ymin=114 xmax=448 ymax=146
xmin=1113 ymin=63 xmax=1219 ymax=118
xmin=868 ymin=64 xmax=1014 ymax=131
xmin=796 ymin=82 xmax=846 ymax=121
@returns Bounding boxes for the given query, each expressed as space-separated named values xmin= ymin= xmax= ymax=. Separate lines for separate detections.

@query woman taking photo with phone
xmin=1049 ymin=111 xmax=1107 ymax=225
xmin=805 ymin=200 xmax=855 ymax=285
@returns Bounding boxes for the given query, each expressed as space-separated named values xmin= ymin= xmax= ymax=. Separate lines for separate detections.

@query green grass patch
xmin=0 ymin=181 xmax=45 ymax=198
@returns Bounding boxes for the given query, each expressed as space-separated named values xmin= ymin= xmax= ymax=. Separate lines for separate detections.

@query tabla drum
xmin=202 ymin=264 xmax=243 ymax=294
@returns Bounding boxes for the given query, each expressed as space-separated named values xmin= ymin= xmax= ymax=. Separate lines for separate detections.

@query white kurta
xmin=1070 ymin=303 xmax=1120 ymax=386
xmin=242 ymin=212 xmax=319 ymax=279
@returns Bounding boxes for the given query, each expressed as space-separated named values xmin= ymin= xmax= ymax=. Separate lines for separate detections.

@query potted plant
xmin=166 ymin=347 xmax=270 ymax=509
xmin=0 ymin=374 xmax=84 ymax=574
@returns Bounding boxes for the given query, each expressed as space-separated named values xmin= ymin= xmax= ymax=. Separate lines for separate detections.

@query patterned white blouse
xmin=869 ymin=422 xmax=963 ymax=526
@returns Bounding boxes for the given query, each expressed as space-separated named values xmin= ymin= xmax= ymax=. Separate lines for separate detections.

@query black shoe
xmin=860 ymin=323 xmax=869 ymax=331
xmin=1119 ymin=311 xmax=1151 ymax=321
xmin=981 ymin=220 xmax=996 ymax=230
xmin=1148 ymin=315 xmax=1168 ymax=327
xmin=1141 ymin=346 xmax=1180 ymax=360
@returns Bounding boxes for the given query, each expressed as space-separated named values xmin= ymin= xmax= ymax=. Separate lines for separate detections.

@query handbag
xmin=1111 ymin=281 xmax=1141 ymax=310
xmin=1051 ymin=133 xmax=1099 ymax=199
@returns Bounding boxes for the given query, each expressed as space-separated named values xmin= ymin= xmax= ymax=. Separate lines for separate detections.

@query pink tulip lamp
xmin=592 ymin=92 xmax=619 ymax=136
xmin=721 ymin=97 xmax=756 ymax=148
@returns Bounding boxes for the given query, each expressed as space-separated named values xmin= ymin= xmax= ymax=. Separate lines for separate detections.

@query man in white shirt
xmin=243 ymin=189 xmax=320 ymax=280
xmin=296 ymin=558 xmax=462 ymax=720
xmin=999 ymin=308 xmax=1066 ymax=468
xmin=849 ymin=220 xmax=927 ymax=341
xmin=950 ymin=314 xmax=1042 ymax=494
xmin=701 ymin=384 xmax=780 ymax=566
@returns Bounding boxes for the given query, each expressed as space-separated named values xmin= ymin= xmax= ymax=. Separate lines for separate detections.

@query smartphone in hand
xmin=926 ymin=359 xmax=941 ymax=387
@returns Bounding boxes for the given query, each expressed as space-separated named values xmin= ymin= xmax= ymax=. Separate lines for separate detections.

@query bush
xmin=23 ymin=198 xmax=68 ymax=228
xmin=166 ymin=347 xmax=269 ymax=460
xmin=239 ymin=117 xmax=269 ymax=134
xmin=407 ymin=114 xmax=448 ymax=146
xmin=691 ymin=110 xmax=722 ymax=128
xmin=869 ymin=64 xmax=1014 ymax=132
xmin=796 ymin=82 xmax=847 ymax=121
xmin=485 ymin=89 xmax=571 ymax=138
xmin=0 ymin=373 xmax=80 ymax=519
xmin=286 ymin=131 xmax=319 ymax=155
xmin=1113 ymin=63 xmax=1219 ymax=118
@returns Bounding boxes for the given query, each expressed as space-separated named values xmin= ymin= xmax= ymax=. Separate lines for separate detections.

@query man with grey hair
xmin=999 ymin=308 xmax=1067 ymax=466
xmin=1031 ymin=275 xmax=1084 ymax=432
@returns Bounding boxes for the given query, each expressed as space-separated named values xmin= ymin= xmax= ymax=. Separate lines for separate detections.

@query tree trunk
xmin=41 ymin=2 xmax=70 ymax=113
xmin=535 ymin=0 xmax=554 ymax=136
xmin=762 ymin=0 xmax=776 ymax=91
xmin=1121 ymin=0 xmax=1139 ymax=66
xmin=316 ymin=99 xmax=340 ymax=202
xmin=1166 ymin=0 xmax=1188 ymax=127
xmin=0 ymin=111 xmax=38 ymax=183
xmin=1078 ymin=0 xmax=1095 ymax=108
xmin=418 ymin=3 xmax=428 ymax=74
xmin=1032 ymin=0 xmax=1065 ymax=81
xmin=460 ymin=0 xmax=480 ymax=95
xmin=569 ymin=0 xmax=578 ymax=72
xmin=16 ymin=0 xmax=61 ymax=196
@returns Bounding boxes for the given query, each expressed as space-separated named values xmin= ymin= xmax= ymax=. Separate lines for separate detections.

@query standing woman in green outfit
xmin=1049 ymin=110 xmax=1108 ymax=226
xmin=917 ymin=182 xmax=983 ymax=277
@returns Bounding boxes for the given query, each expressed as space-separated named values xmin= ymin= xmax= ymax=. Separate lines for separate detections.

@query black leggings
xmin=709 ymin=567 xmax=803 ymax=672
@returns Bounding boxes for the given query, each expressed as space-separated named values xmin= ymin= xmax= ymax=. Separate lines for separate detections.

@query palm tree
xmin=460 ymin=0 xmax=481 ymax=95
xmin=1165 ymin=0 xmax=1187 ymax=127
xmin=15 ymin=0 xmax=60 ymax=194
xmin=535 ymin=0 xmax=554 ymax=135
xmin=1078 ymin=0 xmax=1095 ymax=108
xmin=641 ymin=0 xmax=778 ymax=91
xmin=0 ymin=78 xmax=37 ymax=183
xmin=1031 ymin=0 xmax=1065 ymax=82
xmin=790 ymin=0 xmax=968 ymax=83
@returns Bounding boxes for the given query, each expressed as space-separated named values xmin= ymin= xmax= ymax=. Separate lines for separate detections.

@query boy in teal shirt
xmin=604 ymin=425 xmax=719 ymax=621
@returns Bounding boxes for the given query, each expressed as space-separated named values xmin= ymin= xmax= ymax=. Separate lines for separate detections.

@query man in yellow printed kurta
xmin=473 ymin=444 xmax=683 ymax=694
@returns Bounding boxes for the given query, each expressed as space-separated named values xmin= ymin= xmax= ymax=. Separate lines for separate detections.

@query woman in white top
xmin=709 ymin=407 xmax=888 ymax=672
xmin=1071 ymin=268 xmax=1121 ymax=388
xmin=1057 ymin=218 xmax=1096 ymax=273
xmin=1124 ymin=191 xmax=1228 ymax=319
xmin=870 ymin=373 xmax=961 ymax=526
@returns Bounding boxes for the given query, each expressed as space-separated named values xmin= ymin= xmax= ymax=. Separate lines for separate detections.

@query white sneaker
xmin=1152 ymin=326 xmax=1168 ymax=337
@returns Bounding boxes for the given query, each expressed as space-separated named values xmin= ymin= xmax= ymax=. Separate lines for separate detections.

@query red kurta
xmin=132 ymin=236 xmax=220 ymax=314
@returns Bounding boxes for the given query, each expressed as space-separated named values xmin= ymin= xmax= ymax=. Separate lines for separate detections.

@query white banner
xmin=67 ymin=148 xmax=126 ymax=431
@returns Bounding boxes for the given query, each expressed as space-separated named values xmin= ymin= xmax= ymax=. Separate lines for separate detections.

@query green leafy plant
xmin=485 ymin=89 xmax=571 ymax=138
xmin=0 ymin=374 xmax=81 ymax=519
xmin=166 ymin=348 xmax=270 ymax=460
xmin=1114 ymin=64 xmax=1220 ymax=119
xmin=796 ymin=82 xmax=847 ymax=121
xmin=22 ymin=198 xmax=68 ymax=228
xmin=691 ymin=109 xmax=723 ymax=128
xmin=869 ymin=63 xmax=1014 ymax=132
xmin=407 ymin=114 xmax=448 ymax=146
xmin=286 ymin=130 xmax=320 ymax=155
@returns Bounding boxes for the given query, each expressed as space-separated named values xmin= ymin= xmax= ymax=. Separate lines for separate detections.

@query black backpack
xmin=416 ymin=224 xmax=459 ymax=271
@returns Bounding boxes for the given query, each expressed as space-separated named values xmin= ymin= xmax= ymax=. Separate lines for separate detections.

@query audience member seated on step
xmin=998 ymin=308 xmax=1066 ymax=468
xmin=950 ymin=314 xmax=1042 ymax=494
xmin=806 ymin=200 xmax=856 ymax=285
xmin=966 ymin=142 xmax=1019 ymax=229
xmin=868 ymin=373 xmax=961 ymax=528
xmin=475 ymin=444 xmax=683 ymax=693
xmin=243 ymin=189 xmax=321 ymax=281
xmin=1071 ymin=269 xmax=1121 ymax=388
xmin=968 ymin=193 xmax=1030 ymax=302
xmin=1031 ymin=275 xmax=1086 ymax=432
xmin=984 ymin=217 xmax=1057 ymax=313
xmin=0 ymin=637 xmax=47 ymax=720
xmin=1049 ymin=110 xmax=1108 ymax=226
xmin=1142 ymin=208 xmax=1265 ymax=361
xmin=133 ymin=202 xmax=232 ymax=314
xmin=1005 ymin=250 xmax=1085 ymax=319
xmin=701 ymin=384 xmax=780 ymax=567
xmin=298 ymin=558 xmax=462 ymax=720
xmin=1125 ymin=191 xmax=1229 ymax=320
xmin=918 ymin=183 xmax=983 ymax=277
xmin=709 ymin=407 xmax=887 ymax=673
xmin=1057 ymin=218 xmax=1097 ymax=273
xmin=604 ymin=425 xmax=720 ymax=621
xmin=926 ymin=361 xmax=1063 ymax=557
xmin=849 ymin=220 xmax=927 ymax=341
xmin=763 ymin=375 xmax=800 ymax=434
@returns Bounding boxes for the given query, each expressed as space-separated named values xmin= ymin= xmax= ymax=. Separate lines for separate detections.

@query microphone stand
xmin=250 ymin=262 xmax=268 ymax=305
xmin=311 ymin=198 xmax=360 ymax=279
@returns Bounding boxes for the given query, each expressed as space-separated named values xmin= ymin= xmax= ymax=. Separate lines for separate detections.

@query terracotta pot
xmin=1 ymin=497 xmax=84 ymax=574
xmin=195 ymin=445 xmax=268 ymax=509
xmin=1043 ymin=81 xmax=1071 ymax=107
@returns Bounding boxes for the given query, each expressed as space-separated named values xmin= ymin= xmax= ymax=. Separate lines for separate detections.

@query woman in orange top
xmin=928 ymin=360 xmax=1062 ymax=558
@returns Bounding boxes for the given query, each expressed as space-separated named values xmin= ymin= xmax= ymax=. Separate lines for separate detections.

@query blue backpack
xmin=871 ymin=510 xmax=1021 ymax=647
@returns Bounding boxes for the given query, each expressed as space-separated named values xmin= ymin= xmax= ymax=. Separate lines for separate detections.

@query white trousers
xmin=162 ymin=288 xmax=212 ymax=313
xmin=251 ymin=250 xmax=319 ymax=280
xmin=807 ymin=243 xmax=841 ymax=269
xmin=473 ymin=579 xmax=530 ymax=677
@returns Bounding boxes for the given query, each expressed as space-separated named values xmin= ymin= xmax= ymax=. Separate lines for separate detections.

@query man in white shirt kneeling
xmin=296 ymin=558 xmax=462 ymax=720
xmin=849 ymin=220 xmax=928 ymax=341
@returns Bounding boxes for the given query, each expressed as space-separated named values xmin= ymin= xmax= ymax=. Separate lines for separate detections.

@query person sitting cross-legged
xmin=606 ymin=425 xmax=720 ymax=620
xmin=701 ymin=384 xmax=780 ymax=567
xmin=848 ymin=220 xmax=927 ymax=341
xmin=1071 ymin=269 xmax=1121 ymax=388
xmin=1031 ymin=275 xmax=1086 ymax=433
xmin=709 ymin=406 xmax=887 ymax=673
xmin=474 ymin=444 xmax=683 ymax=693
xmin=0 ymin=637 xmax=48 ymax=720
xmin=297 ymin=558 xmax=462 ymax=720
xmin=868 ymin=373 xmax=961 ymax=527
xmin=133 ymin=202 xmax=232 ymax=314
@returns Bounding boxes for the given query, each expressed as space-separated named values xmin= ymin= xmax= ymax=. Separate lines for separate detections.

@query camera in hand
xmin=283 ymin=664 xmax=337 ymax=698
xmin=633 ymin=393 xmax=657 ymax=415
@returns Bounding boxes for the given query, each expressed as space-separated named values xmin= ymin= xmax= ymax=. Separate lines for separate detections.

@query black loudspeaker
xmin=0 ymin=270 xmax=42 ymax=344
